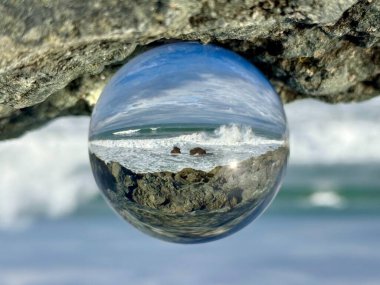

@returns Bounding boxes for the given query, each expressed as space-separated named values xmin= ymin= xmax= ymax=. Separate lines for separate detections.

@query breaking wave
xmin=113 ymin=129 xmax=141 ymax=136
xmin=2 ymin=97 xmax=380 ymax=229
xmin=0 ymin=117 xmax=98 ymax=229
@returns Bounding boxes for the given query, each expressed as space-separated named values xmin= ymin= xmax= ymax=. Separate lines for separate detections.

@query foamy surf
xmin=96 ymin=124 xmax=283 ymax=148
xmin=90 ymin=124 xmax=286 ymax=173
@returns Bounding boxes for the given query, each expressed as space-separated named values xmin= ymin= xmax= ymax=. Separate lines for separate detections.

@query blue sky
xmin=90 ymin=42 xmax=287 ymax=137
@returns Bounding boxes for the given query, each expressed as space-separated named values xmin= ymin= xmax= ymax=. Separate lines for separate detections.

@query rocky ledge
xmin=89 ymin=146 xmax=288 ymax=242
xmin=0 ymin=1 xmax=379 ymax=140
xmin=90 ymin=146 xmax=288 ymax=213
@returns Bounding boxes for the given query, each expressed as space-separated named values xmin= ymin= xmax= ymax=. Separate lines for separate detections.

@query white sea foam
xmin=90 ymin=124 xmax=285 ymax=173
xmin=286 ymin=98 xmax=380 ymax=165
xmin=0 ymin=117 xmax=97 ymax=229
xmin=113 ymin=129 xmax=141 ymax=136
xmin=308 ymin=192 xmax=345 ymax=208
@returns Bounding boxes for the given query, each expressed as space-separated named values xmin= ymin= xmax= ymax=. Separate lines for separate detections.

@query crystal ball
xmin=89 ymin=42 xmax=289 ymax=243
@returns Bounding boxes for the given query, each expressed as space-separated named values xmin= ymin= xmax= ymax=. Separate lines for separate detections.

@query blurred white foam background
xmin=287 ymin=98 xmax=380 ymax=164
xmin=0 ymin=97 xmax=380 ymax=228
xmin=0 ymin=118 xmax=97 ymax=228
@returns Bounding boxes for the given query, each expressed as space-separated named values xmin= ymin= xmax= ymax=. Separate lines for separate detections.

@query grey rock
xmin=0 ymin=1 xmax=379 ymax=140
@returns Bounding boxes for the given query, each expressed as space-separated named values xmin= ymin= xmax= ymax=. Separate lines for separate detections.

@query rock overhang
xmin=0 ymin=0 xmax=379 ymax=140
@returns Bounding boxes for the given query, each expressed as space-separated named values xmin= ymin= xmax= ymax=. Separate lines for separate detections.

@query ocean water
xmin=1 ymin=98 xmax=380 ymax=284
xmin=0 ymin=209 xmax=379 ymax=285
xmin=89 ymin=124 xmax=285 ymax=172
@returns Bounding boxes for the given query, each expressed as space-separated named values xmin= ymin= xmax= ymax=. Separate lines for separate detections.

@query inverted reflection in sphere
xmin=89 ymin=42 xmax=289 ymax=243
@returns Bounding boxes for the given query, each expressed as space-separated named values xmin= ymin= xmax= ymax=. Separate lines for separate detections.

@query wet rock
xmin=91 ymin=146 xmax=288 ymax=214
xmin=190 ymin=147 xmax=206 ymax=156
xmin=170 ymin=146 xmax=181 ymax=155
xmin=89 ymin=146 xmax=288 ymax=242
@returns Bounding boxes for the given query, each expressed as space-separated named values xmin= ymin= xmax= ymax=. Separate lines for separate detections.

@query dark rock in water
xmin=89 ymin=146 xmax=289 ymax=243
xmin=170 ymin=146 xmax=181 ymax=155
xmin=190 ymin=147 xmax=206 ymax=156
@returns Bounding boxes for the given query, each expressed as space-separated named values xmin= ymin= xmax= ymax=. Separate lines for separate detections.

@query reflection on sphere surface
xmin=89 ymin=42 xmax=289 ymax=243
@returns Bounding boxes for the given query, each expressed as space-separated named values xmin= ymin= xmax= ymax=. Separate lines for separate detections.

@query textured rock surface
xmin=89 ymin=146 xmax=288 ymax=242
xmin=0 ymin=0 xmax=379 ymax=139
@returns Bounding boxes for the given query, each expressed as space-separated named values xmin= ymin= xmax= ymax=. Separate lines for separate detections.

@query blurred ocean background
xmin=0 ymin=98 xmax=380 ymax=285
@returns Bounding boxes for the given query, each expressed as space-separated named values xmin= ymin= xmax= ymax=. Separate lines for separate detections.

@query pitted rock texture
xmin=89 ymin=146 xmax=288 ymax=242
xmin=0 ymin=0 xmax=379 ymax=139
xmin=90 ymin=147 xmax=286 ymax=213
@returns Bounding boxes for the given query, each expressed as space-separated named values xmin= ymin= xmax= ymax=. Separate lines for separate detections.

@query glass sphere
xmin=89 ymin=42 xmax=289 ymax=243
